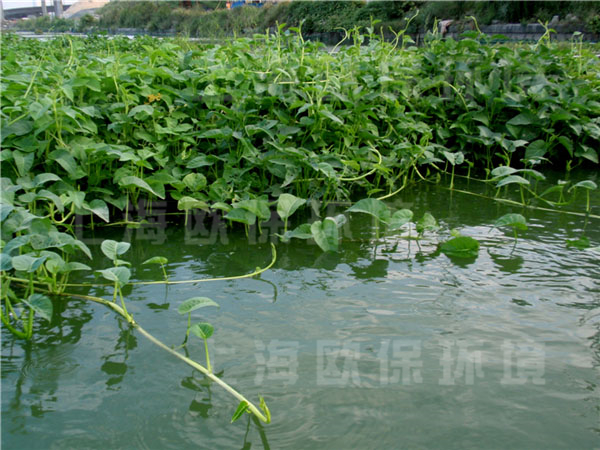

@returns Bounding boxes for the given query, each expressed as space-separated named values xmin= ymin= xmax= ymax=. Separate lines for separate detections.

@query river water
xmin=2 ymin=175 xmax=599 ymax=449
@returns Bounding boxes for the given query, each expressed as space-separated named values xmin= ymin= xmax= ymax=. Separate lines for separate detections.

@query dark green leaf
xmin=524 ymin=140 xmax=547 ymax=161
xmin=440 ymin=236 xmax=480 ymax=258
xmin=566 ymin=236 xmax=590 ymax=249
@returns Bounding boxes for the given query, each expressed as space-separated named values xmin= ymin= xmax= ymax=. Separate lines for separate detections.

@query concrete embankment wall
xmin=303 ymin=22 xmax=599 ymax=45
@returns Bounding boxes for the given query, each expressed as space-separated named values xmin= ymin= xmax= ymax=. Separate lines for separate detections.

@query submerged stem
xmin=0 ymin=302 xmax=27 ymax=339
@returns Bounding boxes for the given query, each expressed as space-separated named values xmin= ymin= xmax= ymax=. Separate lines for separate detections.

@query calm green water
xmin=2 ymin=177 xmax=600 ymax=449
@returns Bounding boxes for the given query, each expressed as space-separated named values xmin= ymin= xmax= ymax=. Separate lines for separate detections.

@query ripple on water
xmin=20 ymin=344 xmax=80 ymax=380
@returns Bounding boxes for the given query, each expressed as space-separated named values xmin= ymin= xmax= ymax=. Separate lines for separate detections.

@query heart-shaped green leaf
xmin=494 ymin=213 xmax=527 ymax=231
xmin=101 ymin=240 xmax=131 ymax=261
xmin=310 ymin=217 xmax=340 ymax=252
xmin=389 ymin=209 xmax=413 ymax=230
xmin=190 ymin=322 xmax=214 ymax=339
xmin=346 ymin=198 xmax=391 ymax=225
xmin=97 ymin=267 xmax=131 ymax=286
xmin=277 ymin=193 xmax=306 ymax=221
xmin=61 ymin=262 xmax=92 ymax=273
xmin=496 ymin=175 xmax=530 ymax=188
xmin=440 ymin=236 xmax=480 ymax=258
xmin=118 ymin=175 xmax=165 ymax=199
xmin=21 ymin=293 xmax=53 ymax=322
xmin=182 ymin=173 xmax=207 ymax=192
xmin=85 ymin=199 xmax=110 ymax=222
xmin=225 ymin=207 xmax=256 ymax=226
xmin=0 ymin=203 xmax=14 ymax=222
xmin=491 ymin=166 xmax=519 ymax=178
xmin=11 ymin=254 xmax=47 ymax=273
xmin=235 ymin=198 xmax=271 ymax=222
xmin=177 ymin=196 xmax=208 ymax=212
xmin=416 ymin=213 xmax=438 ymax=235
xmin=177 ymin=297 xmax=219 ymax=315
xmin=568 ymin=180 xmax=597 ymax=192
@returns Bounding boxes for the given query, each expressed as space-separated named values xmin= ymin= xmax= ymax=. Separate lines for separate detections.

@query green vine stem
xmin=39 ymin=288 xmax=271 ymax=424
xmin=8 ymin=243 xmax=277 ymax=289
xmin=444 ymin=187 xmax=600 ymax=220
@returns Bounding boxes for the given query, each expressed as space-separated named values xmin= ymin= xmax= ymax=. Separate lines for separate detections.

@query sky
xmin=3 ymin=0 xmax=78 ymax=10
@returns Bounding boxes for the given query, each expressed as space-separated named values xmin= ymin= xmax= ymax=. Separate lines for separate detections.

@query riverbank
xmin=6 ymin=1 xmax=600 ymax=42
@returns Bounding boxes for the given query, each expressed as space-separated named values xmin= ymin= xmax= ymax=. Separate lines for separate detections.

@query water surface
xmin=2 ymin=177 xmax=599 ymax=449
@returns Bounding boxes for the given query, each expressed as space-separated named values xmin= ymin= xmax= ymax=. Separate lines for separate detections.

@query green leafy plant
xmin=416 ymin=213 xmax=439 ymax=238
xmin=97 ymin=240 xmax=133 ymax=322
xmin=346 ymin=198 xmax=415 ymax=239
xmin=277 ymin=193 xmax=306 ymax=233
xmin=142 ymin=256 xmax=169 ymax=282
xmin=493 ymin=213 xmax=528 ymax=252
xmin=440 ymin=235 xmax=480 ymax=259
xmin=177 ymin=297 xmax=219 ymax=351
xmin=568 ymin=180 xmax=597 ymax=213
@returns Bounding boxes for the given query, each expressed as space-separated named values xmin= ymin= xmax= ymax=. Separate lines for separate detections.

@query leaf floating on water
xmin=566 ymin=236 xmax=590 ymax=249
xmin=440 ymin=236 xmax=480 ymax=258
